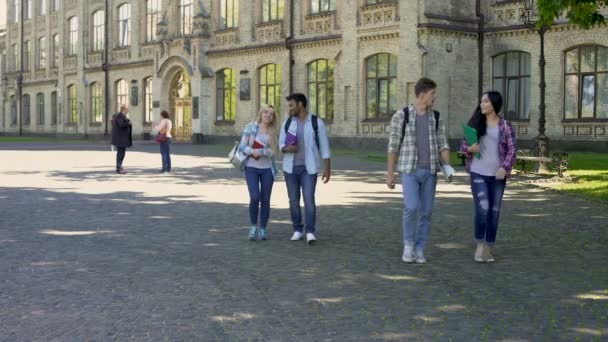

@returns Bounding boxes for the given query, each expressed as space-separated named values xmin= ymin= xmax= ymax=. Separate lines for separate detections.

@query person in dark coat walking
xmin=111 ymin=104 xmax=132 ymax=174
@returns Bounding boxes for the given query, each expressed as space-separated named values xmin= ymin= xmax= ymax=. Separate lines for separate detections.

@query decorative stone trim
xmin=24 ymin=21 xmax=32 ymax=36
xmin=140 ymin=44 xmax=156 ymax=59
xmin=64 ymin=56 xmax=77 ymax=70
xmin=418 ymin=27 xmax=478 ymax=39
xmin=35 ymin=70 xmax=46 ymax=80
xmin=87 ymin=52 xmax=103 ymax=65
xmin=361 ymin=122 xmax=391 ymax=136
xmin=214 ymin=28 xmax=239 ymax=47
xmin=207 ymin=44 xmax=285 ymax=58
xmin=51 ymin=13 xmax=58 ymax=28
xmin=302 ymin=12 xmax=336 ymax=35
xmin=292 ymin=37 xmax=341 ymax=50
xmin=23 ymin=72 xmax=31 ymax=82
xmin=255 ymin=21 xmax=284 ymax=42
xmin=359 ymin=1 xmax=399 ymax=28
xmin=112 ymin=48 xmax=131 ymax=62
xmin=358 ymin=32 xmax=399 ymax=42
xmin=36 ymin=17 xmax=46 ymax=31
xmin=562 ymin=122 xmax=608 ymax=138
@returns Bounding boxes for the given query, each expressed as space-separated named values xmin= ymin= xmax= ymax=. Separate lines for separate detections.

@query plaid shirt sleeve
xmin=239 ymin=123 xmax=255 ymax=155
xmin=387 ymin=110 xmax=404 ymax=154
xmin=501 ymin=121 xmax=517 ymax=173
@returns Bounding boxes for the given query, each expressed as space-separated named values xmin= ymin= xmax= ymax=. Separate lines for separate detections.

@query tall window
xmin=216 ymin=69 xmax=236 ymax=121
xmin=24 ymin=0 xmax=32 ymax=19
xmin=10 ymin=96 xmax=17 ymax=125
xmin=52 ymin=34 xmax=59 ymax=67
xmin=116 ymin=79 xmax=129 ymax=112
xmin=146 ymin=0 xmax=161 ymax=42
xmin=92 ymin=10 xmax=105 ymax=51
xmin=51 ymin=91 xmax=57 ymax=125
xmin=262 ymin=0 xmax=284 ymax=22
xmin=144 ymin=77 xmax=153 ymax=123
xmin=179 ymin=0 xmax=193 ymax=36
xmin=23 ymin=94 xmax=31 ymax=125
xmin=67 ymin=85 xmax=77 ymax=123
xmin=117 ymin=4 xmax=131 ymax=47
xmin=91 ymin=83 xmax=102 ymax=123
xmin=68 ymin=17 xmax=79 ymax=55
xmin=37 ymin=37 xmax=47 ymax=69
xmin=51 ymin=0 xmax=58 ymax=12
xmin=13 ymin=0 xmax=19 ymax=23
xmin=12 ymin=44 xmax=18 ymax=72
xmin=220 ymin=0 xmax=238 ymax=30
xmin=564 ymin=45 xmax=608 ymax=120
xmin=38 ymin=0 xmax=46 ymax=16
xmin=366 ymin=53 xmax=397 ymax=120
xmin=311 ymin=0 xmax=336 ymax=14
xmin=24 ymin=41 xmax=31 ymax=71
xmin=307 ymin=59 xmax=335 ymax=120
xmin=36 ymin=93 xmax=45 ymax=125
xmin=492 ymin=51 xmax=531 ymax=120
xmin=259 ymin=64 xmax=282 ymax=114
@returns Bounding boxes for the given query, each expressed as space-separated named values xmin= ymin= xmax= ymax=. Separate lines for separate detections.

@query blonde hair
xmin=256 ymin=105 xmax=279 ymax=156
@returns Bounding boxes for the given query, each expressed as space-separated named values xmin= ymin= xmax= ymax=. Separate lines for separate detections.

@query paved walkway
xmin=1 ymin=142 xmax=606 ymax=341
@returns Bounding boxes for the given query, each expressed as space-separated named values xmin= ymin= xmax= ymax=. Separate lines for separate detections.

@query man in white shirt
xmin=279 ymin=93 xmax=331 ymax=244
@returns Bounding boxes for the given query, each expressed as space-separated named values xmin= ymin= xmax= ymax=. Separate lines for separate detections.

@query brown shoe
xmin=483 ymin=245 xmax=495 ymax=263
xmin=474 ymin=243 xmax=484 ymax=262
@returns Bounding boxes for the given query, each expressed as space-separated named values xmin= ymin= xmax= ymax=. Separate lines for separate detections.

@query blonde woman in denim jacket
xmin=238 ymin=105 xmax=279 ymax=241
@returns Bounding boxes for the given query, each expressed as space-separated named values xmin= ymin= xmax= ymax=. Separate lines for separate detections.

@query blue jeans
xmin=401 ymin=168 xmax=437 ymax=250
xmin=160 ymin=138 xmax=172 ymax=171
xmin=244 ymin=167 xmax=274 ymax=228
xmin=285 ymin=165 xmax=318 ymax=233
xmin=470 ymin=172 xmax=506 ymax=245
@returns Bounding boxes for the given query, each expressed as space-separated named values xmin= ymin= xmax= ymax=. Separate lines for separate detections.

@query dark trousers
xmin=160 ymin=138 xmax=172 ymax=171
xmin=116 ymin=147 xmax=126 ymax=171
xmin=244 ymin=167 xmax=274 ymax=228
xmin=470 ymin=172 xmax=507 ymax=245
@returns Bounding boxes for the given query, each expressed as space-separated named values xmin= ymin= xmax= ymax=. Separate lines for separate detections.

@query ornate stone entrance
xmin=169 ymin=71 xmax=192 ymax=142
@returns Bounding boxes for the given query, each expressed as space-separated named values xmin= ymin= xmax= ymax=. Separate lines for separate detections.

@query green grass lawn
xmin=551 ymin=153 xmax=608 ymax=201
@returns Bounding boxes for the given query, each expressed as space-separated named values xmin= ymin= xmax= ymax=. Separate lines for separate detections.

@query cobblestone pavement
xmin=1 ymin=142 xmax=607 ymax=341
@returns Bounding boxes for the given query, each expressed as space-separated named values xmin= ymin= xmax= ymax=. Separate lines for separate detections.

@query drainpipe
xmin=287 ymin=0 xmax=295 ymax=95
xmin=18 ymin=0 xmax=24 ymax=136
xmin=103 ymin=0 xmax=110 ymax=136
xmin=476 ymin=0 xmax=484 ymax=98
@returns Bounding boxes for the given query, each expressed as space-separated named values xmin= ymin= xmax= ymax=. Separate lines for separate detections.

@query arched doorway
xmin=169 ymin=71 xmax=192 ymax=142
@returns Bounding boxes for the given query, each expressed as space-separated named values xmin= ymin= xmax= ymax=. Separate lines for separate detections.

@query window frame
xmin=365 ymin=53 xmax=398 ymax=121
xmin=261 ymin=0 xmax=284 ymax=23
xmin=310 ymin=0 xmax=336 ymax=14
xmin=68 ymin=16 xmax=79 ymax=56
xmin=219 ymin=0 xmax=239 ymax=30
xmin=92 ymin=10 xmax=105 ymax=52
xmin=23 ymin=94 xmax=31 ymax=126
xmin=67 ymin=85 xmax=78 ymax=124
xmin=36 ymin=92 xmax=45 ymax=125
xmin=90 ymin=82 xmax=103 ymax=124
xmin=258 ymin=63 xmax=282 ymax=115
xmin=37 ymin=36 xmax=47 ymax=70
xmin=51 ymin=34 xmax=59 ymax=68
xmin=116 ymin=79 xmax=129 ymax=112
xmin=491 ymin=51 xmax=532 ymax=121
xmin=216 ymin=68 xmax=237 ymax=122
xmin=117 ymin=4 xmax=131 ymax=47
xmin=179 ymin=0 xmax=193 ymax=36
xmin=307 ymin=59 xmax=335 ymax=121
xmin=50 ymin=91 xmax=58 ymax=125
xmin=146 ymin=0 xmax=161 ymax=42
xmin=563 ymin=44 xmax=608 ymax=121
xmin=143 ymin=77 xmax=153 ymax=123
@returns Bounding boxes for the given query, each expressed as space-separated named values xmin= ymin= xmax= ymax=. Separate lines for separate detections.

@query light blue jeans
xmin=401 ymin=168 xmax=437 ymax=250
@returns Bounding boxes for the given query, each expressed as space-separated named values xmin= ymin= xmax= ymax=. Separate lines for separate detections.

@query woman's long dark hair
xmin=467 ymin=91 xmax=503 ymax=139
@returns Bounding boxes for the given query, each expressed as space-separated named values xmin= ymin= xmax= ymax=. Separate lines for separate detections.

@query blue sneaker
xmin=248 ymin=226 xmax=257 ymax=241
xmin=258 ymin=228 xmax=267 ymax=240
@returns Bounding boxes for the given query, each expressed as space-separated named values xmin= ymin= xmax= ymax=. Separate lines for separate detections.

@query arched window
xmin=261 ymin=0 xmax=284 ymax=22
xmin=492 ymin=51 xmax=531 ymax=120
xmin=51 ymin=91 xmax=57 ymax=125
xmin=68 ymin=16 xmax=79 ymax=55
xmin=216 ymin=69 xmax=236 ymax=121
xmin=91 ymin=83 xmax=103 ymax=123
xmin=220 ymin=0 xmax=238 ymax=29
xmin=92 ymin=10 xmax=105 ymax=51
xmin=307 ymin=59 xmax=334 ymax=120
xmin=144 ymin=77 xmax=153 ymax=123
xmin=116 ymin=79 xmax=129 ymax=112
xmin=146 ymin=0 xmax=161 ymax=42
xmin=564 ymin=45 xmax=608 ymax=120
xmin=117 ymin=4 xmax=131 ymax=47
xmin=179 ymin=0 xmax=193 ymax=36
xmin=36 ymin=92 xmax=45 ymax=125
xmin=10 ymin=96 xmax=17 ymax=125
xmin=23 ymin=94 xmax=31 ymax=125
xmin=67 ymin=85 xmax=78 ymax=123
xmin=51 ymin=34 xmax=59 ymax=68
xmin=24 ymin=41 xmax=31 ymax=71
xmin=365 ymin=53 xmax=397 ymax=120
xmin=259 ymin=64 xmax=282 ymax=114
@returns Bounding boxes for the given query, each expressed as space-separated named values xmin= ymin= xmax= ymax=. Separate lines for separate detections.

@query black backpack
xmin=285 ymin=115 xmax=320 ymax=150
xmin=400 ymin=106 xmax=441 ymax=144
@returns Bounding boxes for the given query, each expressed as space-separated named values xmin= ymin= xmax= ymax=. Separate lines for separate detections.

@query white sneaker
xmin=402 ymin=244 xmax=414 ymax=263
xmin=415 ymin=249 xmax=427 ymax=264
xmin=306 ymin=233 xmax=317 ymax=244
xmin=290 ymin=231 xmax=304 ymax=241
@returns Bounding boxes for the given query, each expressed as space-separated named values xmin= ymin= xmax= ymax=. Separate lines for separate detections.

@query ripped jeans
xmin=470 ymin=172 xmax=507 ymax=245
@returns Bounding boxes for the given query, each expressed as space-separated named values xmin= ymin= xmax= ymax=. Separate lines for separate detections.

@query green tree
xmin=536 ymin=0 xmax=607 ymax=28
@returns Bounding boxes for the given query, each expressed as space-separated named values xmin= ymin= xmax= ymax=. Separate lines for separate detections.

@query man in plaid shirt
xmin=386 ymin=78 xmax=454 ymax=264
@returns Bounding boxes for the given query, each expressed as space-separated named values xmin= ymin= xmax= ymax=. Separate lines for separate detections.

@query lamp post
xmin=520 ymin=0 xmax=549 ymax=173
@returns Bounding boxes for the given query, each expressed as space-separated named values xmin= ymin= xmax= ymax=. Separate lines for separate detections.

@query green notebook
xmin=463 ymin=123 xmax=481 ymax=159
